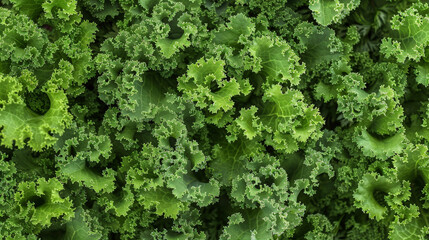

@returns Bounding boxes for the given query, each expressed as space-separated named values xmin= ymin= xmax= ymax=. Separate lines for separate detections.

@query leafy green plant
xmin=1 ymin=0 xmax=429 ymax=239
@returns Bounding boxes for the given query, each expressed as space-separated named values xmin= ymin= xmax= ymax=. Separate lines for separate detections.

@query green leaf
xmin=234 ymin=106 xmax=262 ymax=140
xmin=60 ymin=160 xmax=116 ymax=193
xmin=55 ymin=123 xmax=115 ymax=193
xmin=0 ymin=74 xmax=72 ymax=151
xmin=389 ymin=214 xmax=429 ymax=240
xmin=220 ymin=201 xmax=289 ymax=240
xmin=249 ymin=36 xmax=305 ymax=87
xmin=309 ymin=0 xmax=360 ymax=26
xmin=211 ymin=136 xmax=263 ymax=186
xmin=15 ymin=178 xmax=74 ymax=226
xmin=380 ymin=3 xmax=429 ymax=62
xmin=416 ymin=60 xmax=429 ymax=87
xmin=98 ymin=185 xmax=135 ymax=216
xmin=294 ymin=22 xmax=344 ymax=69
xmin=213 ymin=13 xmax=254 ymax=48
xmin=121 ymin=72 xmax=170 ymax=121
xmin=42 ymin=0 xmax=78 ymax=20
xmin=259 ymin=85 xmax=324 ymax=153
xmin=64 ymin=207 xmax=102 ymax=240
xmin=178 ymin=57 xmax=241 ymax=113
xmin=355 ymin=128 xmax=405 ymax=160
xmin=156 ymin=13 xmax=198 ymax=59
xmin=354 ymin=173 xmax=403 ymax=221
xmin=79 ymin=0 xmax=120 ymax=21
xmin=10 ymin=0 xmax=44 ymax=19
xmin=138 ymin=187 xmax=188 ymax=219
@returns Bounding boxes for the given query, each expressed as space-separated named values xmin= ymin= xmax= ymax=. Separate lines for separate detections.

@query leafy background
xmin=1 ymin=0 xmax=429 ymax=239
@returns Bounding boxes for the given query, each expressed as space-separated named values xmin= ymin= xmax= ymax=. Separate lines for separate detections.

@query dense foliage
xmin=1 ymin=0 xmax=429 ymax=239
